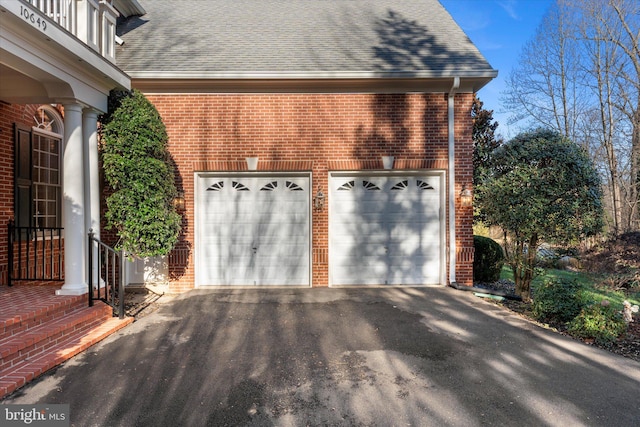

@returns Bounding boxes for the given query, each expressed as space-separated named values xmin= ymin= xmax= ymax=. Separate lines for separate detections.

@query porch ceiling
xmin=0 ymin=63 xmax=69 ymax=105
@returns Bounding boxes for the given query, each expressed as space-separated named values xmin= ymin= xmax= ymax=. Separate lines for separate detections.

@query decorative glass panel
xmin=417 ymin=179 xmax=434 ymax=190
xmin=391 ymin=180 xmax=408 ymax=190
xmin=260 ymin=181 xmax=278 ymax=191
xmin=363 ymin=180 xmax=381 ymax=190
xmin=206 ymin=181 xmax=224 ymax=191
xmin=337 ymin=180 xmax=355 ymax=191
xmin=232 ymin=181 xmax=250 ymax=191
xmin=32 ymin=132 xmax=61 ymax=229
xmin=285 ymin=181 xmax=303 ymax=191
xmin=34 ymin=106 xmax=63 ymax=134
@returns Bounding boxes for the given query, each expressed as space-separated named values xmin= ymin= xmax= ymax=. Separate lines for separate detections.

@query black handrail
xmin=88 ymin=230 xmax=125 ymax=319
xmin=8 ymin=220 xmax=64 ymax=286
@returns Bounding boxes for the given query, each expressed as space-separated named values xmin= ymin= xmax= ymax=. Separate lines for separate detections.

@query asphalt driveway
xmin=3 ymin=287 xmax=640 ymax=426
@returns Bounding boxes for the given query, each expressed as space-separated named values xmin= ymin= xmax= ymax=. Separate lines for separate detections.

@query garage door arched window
xmin=14 ymin=106 xmax=63 ymax=232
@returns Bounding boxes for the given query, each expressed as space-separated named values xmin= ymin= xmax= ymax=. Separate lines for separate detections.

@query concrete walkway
xmin=3 ymin=287 xmax=639 ymax=426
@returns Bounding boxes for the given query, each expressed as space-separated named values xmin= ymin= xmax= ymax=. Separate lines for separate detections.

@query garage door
xmin=196 ymin=174 xmax=310 ymax=286
xmin=330 ymin=173 xmax=443 ymax=286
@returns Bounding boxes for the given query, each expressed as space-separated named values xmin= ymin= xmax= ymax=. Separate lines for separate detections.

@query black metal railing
xmin=88 ymin=230 xmax=125 ymax=319
xmin=8 ymin=220 xmax=64 ymax=286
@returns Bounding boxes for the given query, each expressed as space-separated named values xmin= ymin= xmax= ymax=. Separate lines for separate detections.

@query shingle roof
xmin=116 ymin=0 xmax=496 ymax=81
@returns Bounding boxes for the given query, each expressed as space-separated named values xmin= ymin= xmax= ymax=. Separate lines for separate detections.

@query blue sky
xmin=440 ymin=0 xmax=555 ymax=138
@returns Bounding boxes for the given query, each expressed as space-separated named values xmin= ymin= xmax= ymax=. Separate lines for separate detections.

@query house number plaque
xmin=20 ymin=5 xmax=48 ymax=31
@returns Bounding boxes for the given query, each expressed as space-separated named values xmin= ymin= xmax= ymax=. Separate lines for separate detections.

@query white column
xmin=83 ymin=108 xmax=101 ymax=288
xmin=57 ymin=103 xmax=87 ymax=295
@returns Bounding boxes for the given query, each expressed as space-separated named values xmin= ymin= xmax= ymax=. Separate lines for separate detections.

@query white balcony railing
xmin=27 ymin=0 xmax=118 ymax=63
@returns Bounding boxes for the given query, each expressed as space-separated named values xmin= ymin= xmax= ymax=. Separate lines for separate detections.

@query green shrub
xmin=568 ymin=303 xmax=627 ymax=345
xmin=473 ymin=235 xmax=504 ymax=282
xmin=100 ymin=89 xmax=181 ymax=257
xmin=532 ymin=279 xmax=587 ymax=323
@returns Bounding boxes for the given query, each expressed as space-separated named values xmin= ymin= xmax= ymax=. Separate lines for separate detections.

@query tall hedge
xmin=100 ymin=90 xmax=181 ymax=257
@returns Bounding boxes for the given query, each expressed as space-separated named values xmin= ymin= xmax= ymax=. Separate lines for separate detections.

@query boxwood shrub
xmin=473 ymin=235 xmax=504 ymax=283
xmin=532 ymin=279 xmax=587 ymax=323
xmin=568 ymin=303 xmax=627 ymax=345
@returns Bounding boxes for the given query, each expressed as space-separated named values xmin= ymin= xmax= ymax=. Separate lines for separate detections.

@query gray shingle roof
xmin=116 ymin=0 xmax=496 ymax=80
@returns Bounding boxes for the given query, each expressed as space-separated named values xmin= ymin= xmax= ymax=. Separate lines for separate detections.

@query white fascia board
xmin=127 ymin=70 xmax=498 ymax=80
xmin=113 ymin=0 xmax=146 ymax=17
xmin=129 ymin=71 xmax=497 ymax=94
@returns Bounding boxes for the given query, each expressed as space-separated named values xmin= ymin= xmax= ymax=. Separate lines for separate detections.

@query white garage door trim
xmin=195 ymin=172 xmax=311 ymax=287
xmin=329 ymin=171 xmax=446 ymax=287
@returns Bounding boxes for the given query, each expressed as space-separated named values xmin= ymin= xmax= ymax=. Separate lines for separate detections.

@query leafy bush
xmin=568 ymin=303 xmax=627 ymax=345
xmin=477 ymin=128 xmax=604 ymax=301
xmin=100 ymin=90 xmax=181 ymax=257
xmin=473 ymin=235 xmax=504 ymax=283
xmin=532 ymin=279 xmax=587 ymax=323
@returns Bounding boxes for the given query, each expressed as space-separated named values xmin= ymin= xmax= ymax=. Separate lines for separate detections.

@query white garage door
xmin=196 ymin=174 xmax=310 ymax=286
xmin=330 ymin=173 xmax=443 ymax=286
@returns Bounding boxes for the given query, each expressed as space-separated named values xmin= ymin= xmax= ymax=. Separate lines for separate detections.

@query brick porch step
xmin=0 ymin=290 xmax=86 ymax=342
xmin=0 ymin=301 xmax=133 ymax=399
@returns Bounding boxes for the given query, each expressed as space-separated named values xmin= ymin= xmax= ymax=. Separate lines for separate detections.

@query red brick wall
xmin=0 ymin=103 xmax=36 ymax=285
xmin=141 ymin=92 xmax=475 ymax=290
xmin=454 ymin=96 xmax=475 ymax=286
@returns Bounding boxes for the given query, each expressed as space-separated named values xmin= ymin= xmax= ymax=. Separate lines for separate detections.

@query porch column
xmin=57 ymin=103 xmax=87 ymax=295
xmin=83 ymin=108 xmax=101 ymax=287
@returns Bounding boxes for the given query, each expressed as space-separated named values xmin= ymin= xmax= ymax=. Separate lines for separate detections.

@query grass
xmin=500 ymin=265 xmax=640 ymax=307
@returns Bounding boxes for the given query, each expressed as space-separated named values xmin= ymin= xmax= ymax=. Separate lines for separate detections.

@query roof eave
xmin=128 ymin=70 xmax=498 ymax=94
xmin=113 ymin=0 xmax=146 ymax=18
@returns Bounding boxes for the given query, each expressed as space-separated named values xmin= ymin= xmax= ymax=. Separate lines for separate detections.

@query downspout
xmin=448 ymin=77 xmax=460 ymax=285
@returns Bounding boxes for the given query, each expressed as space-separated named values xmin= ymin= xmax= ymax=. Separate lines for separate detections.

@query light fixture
xmin=460 ymin=184 xmax=473 ymax=207
xmin=313 ymin=188 xmax=325 ymax=210
xmin=246 ymin=157 xmax=259 ymax=171
xmin=382 ymin=156 xmax=394 ymax=170
xmin=174 ymin=191 xmax=186 ymax=211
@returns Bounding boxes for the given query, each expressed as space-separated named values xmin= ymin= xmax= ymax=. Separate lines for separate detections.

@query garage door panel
xmin=385 ymin=200 xmax=438 ymax=212
xmin=333 ymin=224 xmax=387 ymax=238
xmin=333 ymin=265 xmax=387 ymax=285
xmin=330 ymin=174 xmax=443 ymax=286
xmin=388 ymin=269 xmax=437 ymax=285
xmin=387 ymin=227 xmax=438 ymax=239
xmin=257 ymin=249 xmax=309 ymax=285
xmin=342 ymin=243 xmax=388 ymax=257
xmin=197 ymin=175 xmax=310 ymax=286
xmin=331 ymin=232 xmax=389 ymax=247
xmin=331 ymin=214 xmax=388 ymax=227
xmin=200 ymin=222 xmax=256 ymax=235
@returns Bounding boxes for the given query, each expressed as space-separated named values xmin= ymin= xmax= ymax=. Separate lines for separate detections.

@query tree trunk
xmin=631 ymin=109 xmax=640 ymax=230
xmin=514 ymin=234 xmax=538 ymax=302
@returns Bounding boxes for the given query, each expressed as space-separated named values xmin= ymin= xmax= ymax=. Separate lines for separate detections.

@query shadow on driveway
xmin=4 ymin=287 xmax=640 ymax=426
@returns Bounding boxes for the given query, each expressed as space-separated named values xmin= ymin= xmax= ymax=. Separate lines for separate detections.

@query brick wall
xmin=454 ymin=95 xmax=475 ymax=286
xmin=0 ymin=103 xmax=35 ymax=285
xmin=142 ymin=92 xmax=475 ymax=290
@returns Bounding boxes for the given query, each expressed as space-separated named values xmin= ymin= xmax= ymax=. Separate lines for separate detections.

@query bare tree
xmin=502 ymin=1 xmax=587 ymax=141
xmin=578 ymin=0 xmax=624 ymax=234
xmin=581 ymin=0 xmax=640 ymax=231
